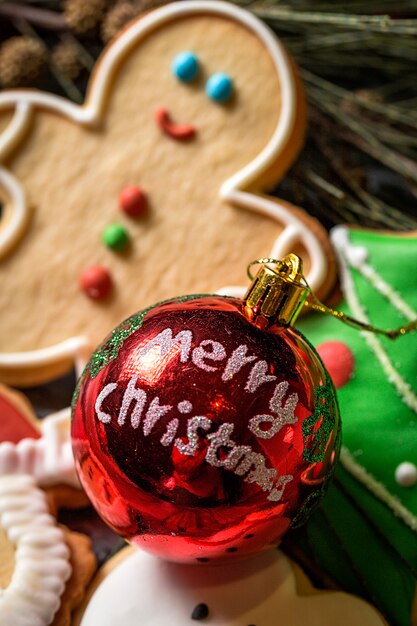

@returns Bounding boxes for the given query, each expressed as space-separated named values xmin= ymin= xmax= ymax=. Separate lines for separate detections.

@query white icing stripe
xmin=220 ymin=191 xmax=326 ymax=291
xmin=0 ymin=102 xmax=32 ymax=161
xmin=355 ymin=259 xmax=416 ymax=321
xmin=0 ymin=166 xmax=29 ymax=260
xmin=0 ymin=336 xmax=91 ymax=383
xmin=332 ymin=226 xmax=417 ymax=414
xmin=0 ymin=474 xmax=71 ymax=626
xmin=340 ymin=447 xmax=417 ymax=532
xmin=0 ymin=408 xmax=79 ymax=488
xmin=0 ymin=1 xmax=327 ymax=373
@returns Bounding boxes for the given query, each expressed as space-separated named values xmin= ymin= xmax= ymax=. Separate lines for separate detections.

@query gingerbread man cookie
xmin=0 ymin=1 xmax=335 ymax=386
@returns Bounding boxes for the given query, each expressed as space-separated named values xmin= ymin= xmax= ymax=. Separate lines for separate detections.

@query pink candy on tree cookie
xmin=0 ymin=1 xmax=335 ymax=386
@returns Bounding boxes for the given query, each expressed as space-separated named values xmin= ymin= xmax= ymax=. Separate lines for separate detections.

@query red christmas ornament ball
xmin=72 ymin=295 xmax=340 ymax=563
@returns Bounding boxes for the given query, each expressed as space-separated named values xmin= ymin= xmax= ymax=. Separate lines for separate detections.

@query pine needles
xmin=235 ymin=0 xmax=417 ymax=229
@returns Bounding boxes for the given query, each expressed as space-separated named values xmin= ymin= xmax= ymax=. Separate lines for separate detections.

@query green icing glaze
xmin=294 ymin=228 xmax=417 ymax=626
xmin=300 ymin=229 xmax=417 ymax=518
xmin=87 ymin=294 xmax=217 ymax=379
xmin=287 ymin=464 xmax=417 ymax=626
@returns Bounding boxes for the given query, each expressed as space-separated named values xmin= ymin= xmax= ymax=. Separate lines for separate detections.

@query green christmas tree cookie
xmin=287 ymin=227 xmax=417 ymax=626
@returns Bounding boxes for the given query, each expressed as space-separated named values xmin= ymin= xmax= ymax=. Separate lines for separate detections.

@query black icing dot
xmin=196 ymin=557 xmax=209 ymax=563
xmin=191 ymin=603 xmax=209 ymax=620
xmin=244 ymin=534 xmax=254 ymax=539
xmin=226 ymin=547 xmax=238 ymax=553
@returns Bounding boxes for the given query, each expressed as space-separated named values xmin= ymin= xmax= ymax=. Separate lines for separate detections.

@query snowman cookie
xmin=73 ymin=545 xmax=388 ymax=626
xmin=0 ymin=0 xmax=336 ymax=386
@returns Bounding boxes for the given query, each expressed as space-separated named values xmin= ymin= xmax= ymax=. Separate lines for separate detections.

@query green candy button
xmin=103 ymin=224 xmax=128 ymax=251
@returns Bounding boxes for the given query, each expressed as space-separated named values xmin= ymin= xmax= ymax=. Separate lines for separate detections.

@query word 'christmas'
xmin=95 ymin=327 xmax=299 ymax=502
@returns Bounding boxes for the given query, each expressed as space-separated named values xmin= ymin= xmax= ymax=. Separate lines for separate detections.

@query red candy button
xmin=317 ymin=341 xmax=355 ymax=389
xmin=79 ymin=266 xmax=112 ymax=300
xmin=119 ymin=185 xmax=147 ymax=218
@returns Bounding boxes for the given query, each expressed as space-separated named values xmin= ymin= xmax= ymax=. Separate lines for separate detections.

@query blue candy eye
xmin=206 ymin=72 xmax=233 ymax=103
xmin=172 ymin=51 xmax=199 ymax=82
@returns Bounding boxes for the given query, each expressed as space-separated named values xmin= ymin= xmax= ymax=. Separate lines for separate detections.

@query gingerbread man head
xmin=0 ymin=1 xmax=335 ymax=385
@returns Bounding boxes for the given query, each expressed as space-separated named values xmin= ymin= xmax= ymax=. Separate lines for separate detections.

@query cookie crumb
xmin=191 ymin=603 xmax=209 ymax=620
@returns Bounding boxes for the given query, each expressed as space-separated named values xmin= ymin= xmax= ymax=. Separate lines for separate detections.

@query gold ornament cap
xmin=244 ymin=254 xmax=310 ymax=327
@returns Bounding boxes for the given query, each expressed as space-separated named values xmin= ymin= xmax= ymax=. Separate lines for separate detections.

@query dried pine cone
xmin=101 ymin=0 xmax=167 ymax=43
xmin=0 ymin=37 xmax=47 ymax=88
xmin=52 ymin=40 xmax=83 ymax=80
xmin=134 ymin=0 xmax=167 ymax=13
xmin=101 ymin=2 xmax=139 ymax=43
xmin=64 ymin=0 xmax=112 ymax=35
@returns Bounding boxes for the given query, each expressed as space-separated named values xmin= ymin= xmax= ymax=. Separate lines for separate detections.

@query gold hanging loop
xmin=246 ymin=257 xmax=417 ymax=339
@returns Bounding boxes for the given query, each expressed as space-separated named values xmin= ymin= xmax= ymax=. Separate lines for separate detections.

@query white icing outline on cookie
xmin=0 ymin=474 xmax=71 ymax=626
xmin=0 ymin=335 xmax=91 ymax=372
xmin=0 ymin=407 xmax=80 ymax=488
xmin=0 ymin=0 xmax=328 ymax=373
xmin=0 ymin=104 xmax=32 ymax=258
xmin=0 ymin=102 xmax=33 ymax=259
xmin=332 ymin=225 xmax=417 ymax=532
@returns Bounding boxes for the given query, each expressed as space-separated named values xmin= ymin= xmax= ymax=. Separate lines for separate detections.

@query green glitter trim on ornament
xmin=292 ymin=423 xmax=341 ymax=529
xmin=302 ymin=371 xmax=337 ymax=464
xmin=71 ymin=360 xmax=89 ymax=415
xmin=88 ymin=294 xmax=215 ymax=379
xmin=291 ymin=483 xmax=328 ymax=529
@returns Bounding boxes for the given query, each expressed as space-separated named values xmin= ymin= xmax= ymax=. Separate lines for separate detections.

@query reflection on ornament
xmin=72 ymin=256 xmax=341 ymax=563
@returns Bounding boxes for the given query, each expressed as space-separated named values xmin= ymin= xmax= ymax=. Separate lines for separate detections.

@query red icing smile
xmin=154 ymin=107 xmax=196 ymax=141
